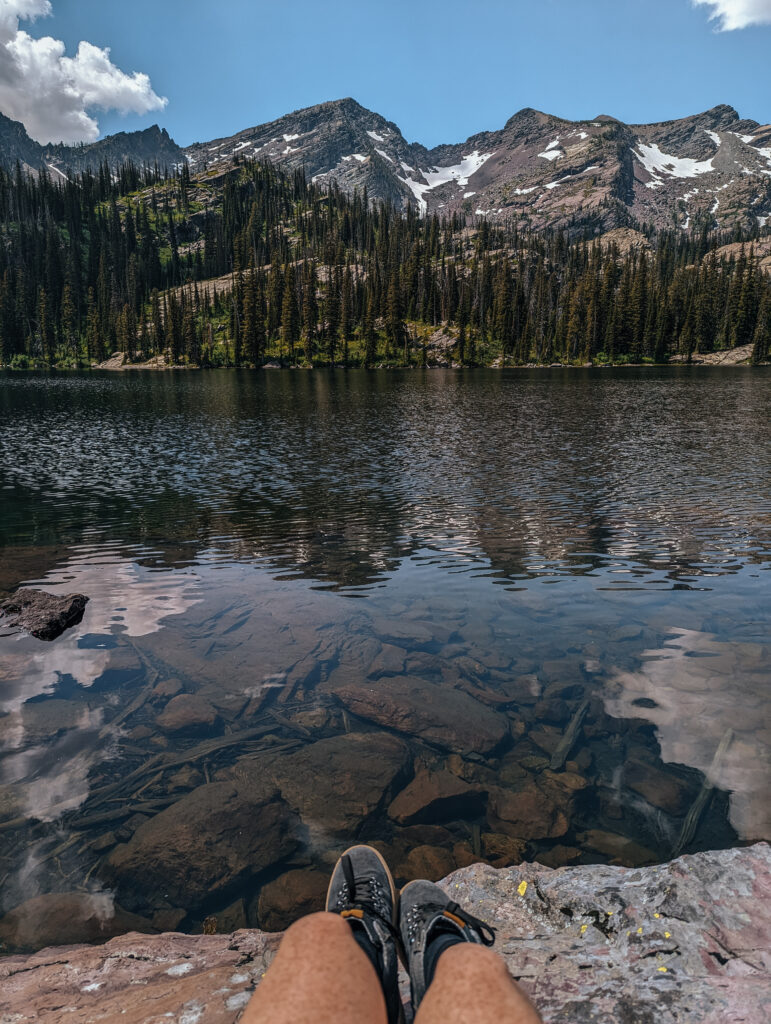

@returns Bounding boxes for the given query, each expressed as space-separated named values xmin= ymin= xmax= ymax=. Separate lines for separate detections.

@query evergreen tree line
xmin=0 ymin=155 xmax=768 ymax=369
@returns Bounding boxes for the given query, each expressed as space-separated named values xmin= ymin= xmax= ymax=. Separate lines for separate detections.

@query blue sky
xmin=3 ymin=0 xmax=771 ymax=146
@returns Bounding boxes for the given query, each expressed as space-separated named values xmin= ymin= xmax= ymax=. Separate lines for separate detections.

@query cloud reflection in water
xmin=605 ymin=628 xmax=770 ymax=840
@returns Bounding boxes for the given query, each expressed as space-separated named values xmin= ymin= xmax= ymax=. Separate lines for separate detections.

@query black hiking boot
xmin=399 ymin=879 xmax=496 ymax=1009
xmin=326 ymin=845 xmax=403 ymax=1024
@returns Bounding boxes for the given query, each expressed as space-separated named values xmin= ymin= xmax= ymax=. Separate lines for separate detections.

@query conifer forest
xmin=0 ymin=156 xmax=769 ymax=371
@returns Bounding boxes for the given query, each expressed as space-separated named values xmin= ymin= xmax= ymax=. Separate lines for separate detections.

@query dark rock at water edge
xmin=0 ymin=589 xmax=88 ymax=641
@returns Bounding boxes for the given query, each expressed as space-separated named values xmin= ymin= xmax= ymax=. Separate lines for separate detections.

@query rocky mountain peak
xmin=1 ymin=98 xmax=769 ymax=236
xmin=700 ymin=103 xmax=742 ymax=127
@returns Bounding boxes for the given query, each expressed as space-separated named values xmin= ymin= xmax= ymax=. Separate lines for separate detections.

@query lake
xmin=0 ymin=367 xmax=769 ymax=949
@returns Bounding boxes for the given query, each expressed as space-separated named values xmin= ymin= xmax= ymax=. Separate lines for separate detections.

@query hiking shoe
xmin=326 ymin=845 xmax=402 ymax=1024
xmin=399 ymin=879 xmax=496 ymax=1008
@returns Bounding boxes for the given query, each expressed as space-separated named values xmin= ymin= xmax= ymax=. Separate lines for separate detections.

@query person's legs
xmin=414 ymin=943 xmax=542 ymax=1024
xmin=240 ymin=911 xmax=387 ymax=1024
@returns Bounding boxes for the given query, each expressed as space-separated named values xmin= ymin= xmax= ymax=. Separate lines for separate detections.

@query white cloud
xmin=0 ymin=0 xmax=166 ymax=144
xmin=693 ymin=0 xmax=771 ymax=30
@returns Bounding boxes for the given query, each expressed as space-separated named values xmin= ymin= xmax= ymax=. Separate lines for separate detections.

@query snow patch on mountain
xmin=46 ymin=164 xmax=68 ymax=182
xmin=704 ymin=130 xmax=722 ymax=146
xmin=396 ymin=150 xmax=494 ymax=216
xmin=634 ymin=142 xmax=716 ymax=188
xmin=545 ymin=175 xmax=572 ymax=190
xmin=367 ymin=130 xmax=386 ymax=142
xmin=538 ymin=138 xmax=563 ymax=161
xmin=422 ymin=151 xmax=495 ymax=189
xmin=399 ymin=173 xmax=429 ymax=216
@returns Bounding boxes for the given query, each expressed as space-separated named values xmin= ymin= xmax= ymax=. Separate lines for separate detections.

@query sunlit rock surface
xmin=1 ymin=845 xmax=768 ymax=1023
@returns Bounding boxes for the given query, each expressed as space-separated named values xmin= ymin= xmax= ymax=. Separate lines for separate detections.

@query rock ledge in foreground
xmin=0 ymin=589 xmax=88 ymax=640
xmin=0 ymin=844 xmax=768 ymax=1023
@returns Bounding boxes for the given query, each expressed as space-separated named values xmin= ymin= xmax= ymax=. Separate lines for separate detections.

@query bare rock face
xmin=0 ymin=930 xmax=280 ymax=1024
xmin=0 ymin=589 xmax=88 ymax=640
xmin=1 ymin=845 xmax=768 ymax=1023
xmin=102 ymin=781 xmax=295 ymax=913
xmin=182 ymin=99 xmax=771 ymax=234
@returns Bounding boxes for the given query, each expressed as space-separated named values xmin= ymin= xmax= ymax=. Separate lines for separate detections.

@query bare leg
xmin=414 ymin=943 xmax=542 ymax=1024
xmin=241 ymin=912 xmax=387 ymax=1024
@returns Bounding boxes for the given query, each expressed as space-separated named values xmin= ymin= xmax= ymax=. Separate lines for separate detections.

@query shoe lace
xmin=405 ymin=900 xmax=497 ymax=948
xmin=336 ymin=854 xmax=402 ymax=947
xmin=443 ymin=900 xmax=496 ymax=947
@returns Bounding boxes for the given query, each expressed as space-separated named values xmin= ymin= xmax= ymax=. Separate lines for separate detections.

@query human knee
xmin=282 ymin=911 xmax=349 ymax=948
xmin=434 ymin=941 xmax=511 ymax=984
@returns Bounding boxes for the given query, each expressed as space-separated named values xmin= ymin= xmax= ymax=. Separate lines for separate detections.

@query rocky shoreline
xmin=1 ymin=844 xmax=768 ymax=1023
xmin=0 ymin=341 xmax=762 ymax=373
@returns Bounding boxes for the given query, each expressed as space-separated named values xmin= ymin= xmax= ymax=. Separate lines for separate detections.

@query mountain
xmin=0 ymin=112 xmax=184 ymax=177
xmin=183 ymin=99 xmax=771 ymax=234
xmin=1 ymin=98 xmax=770 ymax=233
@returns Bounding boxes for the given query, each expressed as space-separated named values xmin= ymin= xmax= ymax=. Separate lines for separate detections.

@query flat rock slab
xmin=1 ymin=845 xmax=768 ymax=1023
xmin=0 ymin=930 xmax=281 ymax=1023
xmin=0 ymin=589 xmax=88 ymax=640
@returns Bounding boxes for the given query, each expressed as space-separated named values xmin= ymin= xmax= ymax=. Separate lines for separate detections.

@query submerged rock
xmin=388 ymin=769 xmax=487 ymax=825
xmin=481 ymin=832 xmax=528 ymax=865
xmin=0 ymin=893 xmax=153 ymax=953
xmin=2 ymin=845 xmax=768 ymax=1023
xmin=325 ymin=677 xmax=509 ymax=755
xmin=0 ymin=589 xmax=88 ymax=641
xmin=103 ymin=781 xmax=295 ymax=912
xmin=156 ymin=694 xmax=220 ymax=735
xmin=395 ymin=844 xmax=456 ymax=882
xmin=577 ymin=828 xmax=658 ymax=866
xmin=256 ymin=869 xmax=328 ymax=931
xmin=266 ymin=732 xmax=412 ymax=835
xmin=488 ymin=780 xmax=571 ymax=840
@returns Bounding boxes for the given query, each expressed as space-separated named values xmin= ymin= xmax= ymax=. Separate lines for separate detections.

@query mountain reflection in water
xmin=0 ymin=367 xmax=768 ymax=952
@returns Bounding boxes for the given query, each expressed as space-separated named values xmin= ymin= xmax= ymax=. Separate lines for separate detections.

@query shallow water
xmin=0 ymin=367 xmax=769 ymax=948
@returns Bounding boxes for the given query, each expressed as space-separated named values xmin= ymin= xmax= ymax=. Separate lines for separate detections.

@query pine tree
xmin=385 ymin=267 xmax=403 ymax=360
xmin=280 ymin=265 xmax=299 ymax=361
xmin=363 ymin=288 xmax=377 ymax=368
xmin=751 ymin=290 xmax=770 ymax=364
xmin=302 ymin=262 xmax=318 ymax=364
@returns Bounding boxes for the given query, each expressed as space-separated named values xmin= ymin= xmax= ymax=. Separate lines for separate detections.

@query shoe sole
xmin=326 ymin=844 xmax=398 ymax=925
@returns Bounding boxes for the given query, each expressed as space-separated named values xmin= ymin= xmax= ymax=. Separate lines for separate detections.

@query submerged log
xmin=549 ymin=699 xmax=590 ymax=771
xmin=673 ymin=729 xmax=733 ymax=857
